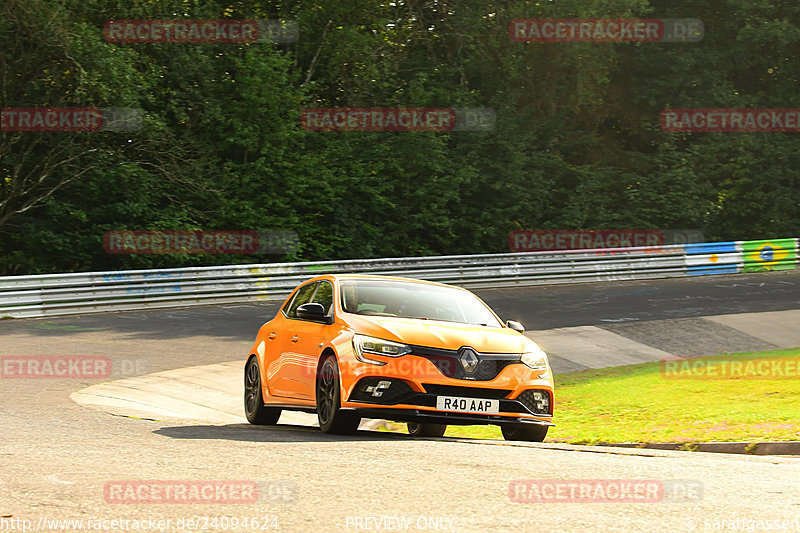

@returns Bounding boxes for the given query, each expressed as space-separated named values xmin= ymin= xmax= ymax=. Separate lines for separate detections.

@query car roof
xmin=318 ymin=273 xmax=465 ymax=290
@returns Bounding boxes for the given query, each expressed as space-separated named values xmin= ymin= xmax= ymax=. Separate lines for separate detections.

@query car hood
xmin=345 ymin=315 xmax=536 ymax=353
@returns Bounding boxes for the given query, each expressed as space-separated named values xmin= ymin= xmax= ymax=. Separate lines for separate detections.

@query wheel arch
xmin=316 ymin=347 xmax=338 ymax=378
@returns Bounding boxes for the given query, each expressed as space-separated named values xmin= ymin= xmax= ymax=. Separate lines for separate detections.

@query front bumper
xmin=337 ymin=345 xmax=555 ymax=426
xmin=340 ymin=371 xmax=554 ymax=427
xmin=343 ymin=407 xmax=554 ymax=426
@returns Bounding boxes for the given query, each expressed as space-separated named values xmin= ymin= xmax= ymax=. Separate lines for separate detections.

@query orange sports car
xmin=244 ymin=274 xmax=554 ymax=441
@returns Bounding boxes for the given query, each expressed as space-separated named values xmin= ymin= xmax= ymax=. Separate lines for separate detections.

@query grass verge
xmin=439 ymin=347 xmax=800 ymax=444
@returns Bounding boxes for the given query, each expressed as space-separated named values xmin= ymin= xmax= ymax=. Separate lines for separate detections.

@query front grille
xmin=422 ymin=384 xmax=512 ymax=399
xmin=515 ymin=389 xmax=552 ymax=415
xmin=410 ymin=345 xmax=521 ymax=381
xmin=473 ymin=358 xmax=519 ymax=380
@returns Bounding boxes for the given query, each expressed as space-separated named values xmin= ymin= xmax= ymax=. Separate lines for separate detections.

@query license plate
xmin=435 ymin=396 xmax=499 ymax=414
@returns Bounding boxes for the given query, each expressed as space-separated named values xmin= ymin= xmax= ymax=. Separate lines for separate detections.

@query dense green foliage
xmin=1 ymin=0 xmax=798 ymax=274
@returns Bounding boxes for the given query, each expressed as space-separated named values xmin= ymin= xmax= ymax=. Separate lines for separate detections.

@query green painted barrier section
xmin=742 ymin=239 xmax=798 ymax=272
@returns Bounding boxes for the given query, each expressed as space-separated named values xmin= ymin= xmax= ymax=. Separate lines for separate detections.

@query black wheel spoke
xmin=245 ymin=361 xmax=259 ymax=415
xmin=316 ymin=357 xmax=359 ymax=434
xmin=244 ymin=357 xmax=281 ymax=426
xmin=317 ymin=360 xmax=338 ymax=425
xmin=501 ymin=423 xmax=548 ymax=442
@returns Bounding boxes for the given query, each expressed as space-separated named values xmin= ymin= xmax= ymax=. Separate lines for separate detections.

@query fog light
xmin=529 ymin=390 xmax=550 ymax=413
xmin=365 ymin=380 xmax=392 ymax=397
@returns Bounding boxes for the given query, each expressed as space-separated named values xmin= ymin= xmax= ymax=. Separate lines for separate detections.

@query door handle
xmin=268 ymin=332 xmax=277 ymax=340
xmin=291 ymin=335 xmax=299 ymax=343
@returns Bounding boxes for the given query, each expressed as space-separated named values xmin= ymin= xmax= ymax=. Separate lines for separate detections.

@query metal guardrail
xmin=0 ymin=238 xmax=796 ymax=318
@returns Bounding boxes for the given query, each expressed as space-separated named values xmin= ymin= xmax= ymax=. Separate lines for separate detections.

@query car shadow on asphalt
xmin=153 ymin=423 xmax=415 ymax=443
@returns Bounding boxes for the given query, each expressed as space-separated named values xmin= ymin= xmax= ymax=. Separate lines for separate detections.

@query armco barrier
xmin=0 ymin=239 xmax=796 ymax=318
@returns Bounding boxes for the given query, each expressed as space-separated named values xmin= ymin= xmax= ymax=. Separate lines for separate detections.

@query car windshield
xmin=340 ymin=279 xmax=502 ymax=327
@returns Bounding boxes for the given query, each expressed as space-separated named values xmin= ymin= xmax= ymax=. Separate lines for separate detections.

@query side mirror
xmin=506 ymin=320 xmax=525 ymax=334
xmin=297 ymin=302 xmax=331 ymax=323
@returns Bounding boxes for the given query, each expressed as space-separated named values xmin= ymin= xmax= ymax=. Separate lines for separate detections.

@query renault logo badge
xmin=459 ymin=348 xmax=479 ymax=373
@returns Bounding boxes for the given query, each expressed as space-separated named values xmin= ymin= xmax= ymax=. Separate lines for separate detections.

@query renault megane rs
xmin=244 ymin=274 xmax=554 ymax=441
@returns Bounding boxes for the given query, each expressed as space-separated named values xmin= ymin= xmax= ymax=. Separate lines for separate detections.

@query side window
xmin=282 ymin=292 xmax=297 ymax=314
xmin=311 ymin=281 xmax=334 ymax=315
xmin=285 ymin=282 xmax=317 ymax=318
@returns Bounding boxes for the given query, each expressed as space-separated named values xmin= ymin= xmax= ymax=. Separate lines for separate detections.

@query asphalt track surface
xmin=1 ymin=270 xmax=799 ymax=532
xmin=2 ymin=269 xmax=797 ymax=341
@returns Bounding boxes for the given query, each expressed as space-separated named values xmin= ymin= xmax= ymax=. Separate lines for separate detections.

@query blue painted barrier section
xmin=685 ymin=242 xmax=741 ymax=276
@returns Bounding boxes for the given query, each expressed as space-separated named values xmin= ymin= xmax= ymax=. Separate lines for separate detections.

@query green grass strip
xmin=442 ymin=347 xmax=800 ymax=444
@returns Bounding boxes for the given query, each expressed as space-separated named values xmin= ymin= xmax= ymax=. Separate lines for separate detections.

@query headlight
xmin=521 ymin=347 xmax=549 ymax=371
xmin=353 ymin=334 xmax=411 ymax=365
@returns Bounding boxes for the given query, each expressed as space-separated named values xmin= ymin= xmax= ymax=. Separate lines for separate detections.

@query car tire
xmin=407 ymin=422 xmax=447 ymax=437
xmin=244 ymin=356 xmax=282 ymax=425
xmin=501 ymin=423 xmax=548 ymax=442
xmin=316 ymin=356 xmax=361 ymax=434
